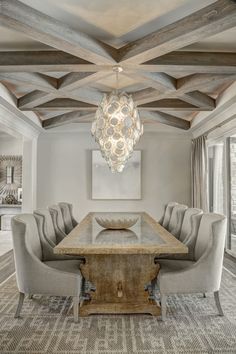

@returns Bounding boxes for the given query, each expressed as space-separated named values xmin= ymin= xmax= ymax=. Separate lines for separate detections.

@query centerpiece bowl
xmin=95 ymin=217 xmax=138 ymax=230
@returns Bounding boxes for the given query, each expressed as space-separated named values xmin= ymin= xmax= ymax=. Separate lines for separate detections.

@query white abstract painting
xmin=92 ymin=150 xmax=141 ymax=199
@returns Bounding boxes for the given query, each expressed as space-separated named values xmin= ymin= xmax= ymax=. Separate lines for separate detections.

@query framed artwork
xmin=0 ymin=155 xmax=22 ymax=201
xmin=92 ymin=150 xmax=141 ymax=200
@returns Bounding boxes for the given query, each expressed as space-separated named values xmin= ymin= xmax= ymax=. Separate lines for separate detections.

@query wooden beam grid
xmin=0 ymin=0 xmax=236 ymax=130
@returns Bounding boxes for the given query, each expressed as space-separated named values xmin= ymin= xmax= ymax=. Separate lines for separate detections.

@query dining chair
xmin=158 ymin=208 xmax=202 ymax=261
xmin=175 ymin=208 xmax=203 ymax=260
xmin=33 ymin=208 xmax=84 ymax=262
xmin=11 ymin=214 xmax=83 ymax=323
xmin=167 ymin=204 xmax=188 ymax=238
xmin=59 ymin=202 xmax=78 ymax=234
xmin=48 ymin=204 xmax=66 ymax=240
xmin=156 ymin=213 xmax=227 ymax=321
xmin=159 ymin=202 xmax=178 ymax=228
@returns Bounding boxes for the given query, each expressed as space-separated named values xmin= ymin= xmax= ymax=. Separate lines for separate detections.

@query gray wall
xmin=36 ymin=131 xmax=191 ymax=221
xmin=0 ymin=136 xmax=23 ymax=155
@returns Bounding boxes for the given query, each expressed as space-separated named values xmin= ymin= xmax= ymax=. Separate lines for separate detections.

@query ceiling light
xmin=91 ymin=66 xmax=143 ymax=172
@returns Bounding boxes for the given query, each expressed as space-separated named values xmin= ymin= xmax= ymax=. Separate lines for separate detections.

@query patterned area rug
xmin=0 ymin=250 xmax=14 ymax=284
xmin=0 ymin=269 xmax=236 ymax=354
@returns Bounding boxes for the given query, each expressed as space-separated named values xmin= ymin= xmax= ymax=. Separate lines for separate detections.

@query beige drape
xmin=191 ymin=135 xmax=209 ymax=212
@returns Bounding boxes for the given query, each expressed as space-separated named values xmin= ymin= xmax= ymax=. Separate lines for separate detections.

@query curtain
xmin=191 ymin=135 xmax=209 ymax=211
xmin=212 ymin=145 xmax=224 ymax=214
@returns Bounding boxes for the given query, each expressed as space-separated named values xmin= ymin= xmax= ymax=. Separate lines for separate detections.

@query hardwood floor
xmin=0 ymin=231 xmax=13 ymax=256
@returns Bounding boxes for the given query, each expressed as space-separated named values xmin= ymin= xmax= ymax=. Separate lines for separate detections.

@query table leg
xmin=79 ymin=254 xmax=160 ymax=316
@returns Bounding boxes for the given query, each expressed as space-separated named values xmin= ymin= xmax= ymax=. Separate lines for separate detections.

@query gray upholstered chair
xmin=33 ymin=208 xmax=84 ymax=262
xmin=156 ymin=213 xmax=227 ymax=321
xmin=174 ymin=208 xmax=203 ymax=260
xmin=158 ymin=208 xmax=203 ymax=261
xmin=167 ymin=204 xmax=188 ymax=238
xmin=48 ymin=204 xmax=66 ymax=240
xmin=59 ymin=202 xmax=78 ymax=234
xmin=11 ymin=214 xmax=83 ymax=323
xmin=159 ymin=202 xmax=178 ymax=228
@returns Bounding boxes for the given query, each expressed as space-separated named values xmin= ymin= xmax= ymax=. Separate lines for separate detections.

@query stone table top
xmin=54 ymin=212 xmax=188 ymax=255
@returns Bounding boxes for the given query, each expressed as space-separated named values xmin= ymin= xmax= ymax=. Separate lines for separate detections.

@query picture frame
xmin=92 ymin=150 xmax=141 ymax=200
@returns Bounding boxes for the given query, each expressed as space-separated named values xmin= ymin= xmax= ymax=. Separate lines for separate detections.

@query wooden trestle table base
xmin=54 ymin=212 xmax=187 ymax=317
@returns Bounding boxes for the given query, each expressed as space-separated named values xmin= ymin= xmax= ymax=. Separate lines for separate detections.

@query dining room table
xmin=54 ymin=212 xmax=188 ymax=317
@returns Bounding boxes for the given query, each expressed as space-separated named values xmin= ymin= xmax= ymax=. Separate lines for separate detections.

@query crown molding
xmin=0 ymin=83 xmax=43 ymax=139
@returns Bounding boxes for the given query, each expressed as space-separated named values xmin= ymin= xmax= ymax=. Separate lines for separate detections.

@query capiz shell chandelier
xmin=91 ymin=67 xmax=143 ymax=173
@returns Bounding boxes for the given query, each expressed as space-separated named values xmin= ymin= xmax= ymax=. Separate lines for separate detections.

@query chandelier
xmin=91 ymin=66 xmax=143 ymax=173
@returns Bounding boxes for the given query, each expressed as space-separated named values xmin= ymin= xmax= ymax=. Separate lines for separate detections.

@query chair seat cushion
xmin=44 ymin=260 xmax=82 ymax=275
xmin=156 ymin=259 xmax=195 ymax=294
xmin=158 ymin=259 xmax=194 ymax=273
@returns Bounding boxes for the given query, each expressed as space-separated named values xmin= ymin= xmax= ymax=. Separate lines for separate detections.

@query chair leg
xmin=214 ymin=291 xmax=224 ymax=316
xmin=14 ymin=292 xmax=25 ymax=318
xmin=203 ymin=293 xmax=206 ymax=298
xmin=73 ymin=296 xmax=79 ymax=323
xmin=161 ymin=294 xmax=167 ymax=321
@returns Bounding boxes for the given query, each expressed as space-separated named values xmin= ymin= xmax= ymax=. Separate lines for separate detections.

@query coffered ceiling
xmin=0 ymin=0 xmax=236 ymax=131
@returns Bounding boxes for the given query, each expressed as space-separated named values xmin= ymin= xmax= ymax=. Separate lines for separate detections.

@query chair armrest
xmin=158 ymin=232 xmax=222 ymax=294
xmin=14 ymin=228 xmax=82 ymax=297
xmin=29 ymin=257 xmax=82 ymax=297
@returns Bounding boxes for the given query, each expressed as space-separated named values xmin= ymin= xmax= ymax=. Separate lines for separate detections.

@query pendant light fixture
xmin=91 ymin=65 xmax=143 ymax=172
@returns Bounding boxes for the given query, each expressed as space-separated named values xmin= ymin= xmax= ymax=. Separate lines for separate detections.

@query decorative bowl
xmin=95 ymin=217 xmax=138 ymax=230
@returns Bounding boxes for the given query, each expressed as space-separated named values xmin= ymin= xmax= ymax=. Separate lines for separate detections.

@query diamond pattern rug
xmin=0 ymin=269 xmax=236 ymax=354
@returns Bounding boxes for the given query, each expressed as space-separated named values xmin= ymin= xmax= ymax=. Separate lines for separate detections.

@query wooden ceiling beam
xmin=1 ymin=51 xmax=236 ymax=74
xmin=58 ymin=72 xmax=112 ymax=91
xmin=128 ymin=71 xmax=216 ymax=110
xmin=139 ymin=99 xmax=208 ymax=111
xmin=0 ymin=0 xmax=117 ymax=65
xmin=138 ymin=51 xmax=236 ymax=74
xmin=177 ymin=73 xmax=236 ymax=91
xmin=18 ymin=86 xmax=103 ymax=110
xmin=21 ymin=97 xmax=209 ymax=112
xmin=132 ymin=72 xmax=234 ymax=105
xmin=179 ymin=92 xmax=215 ymax=110
xmin=43 ymin=109 xmax=190 ymax=130
xmin=43 ymin=111 xmax=95 ymax=129
xmin=118 ymin=0 xmax=236 ymax=64
xmin=18 ymin=91 xmax=56 ymax=109
xmin=0 ymin=72 xmax=106 ymax=108
xmin=0 ymin=72 xmax=57 ymax=92
xmin=134 ymin=87 xmax=216 ymax=109
xmin=0 ymin=51 xmax=105 ymax=72
xmin=22 ymin=98 xmax=97 ymax=112
xmin=124 ymin=72 xmax=176 ymax=92
xmin=0 ymin=51 xmax=235 ymax=75
xmin=140 ymin=111 xmax=190 ymax=130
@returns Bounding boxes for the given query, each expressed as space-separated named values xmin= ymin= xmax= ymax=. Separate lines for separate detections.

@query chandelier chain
xmin=116 ymin=70 xmax=118 ymax=94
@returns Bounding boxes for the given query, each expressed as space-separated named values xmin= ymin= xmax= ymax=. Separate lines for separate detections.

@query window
xmin=208 ymin=142 xmax=225 ymax=214
xmin=208 ymin=137 xmax=236 ymax=258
